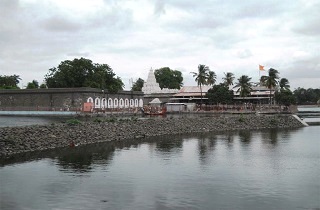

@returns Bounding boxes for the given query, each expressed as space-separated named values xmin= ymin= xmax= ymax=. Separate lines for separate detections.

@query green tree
xmin=275 ymin=89 xmax=296 ymax=107
xmin=279 ymin=78 xmax=290 ymax=91
xmin=222 ymin=72 xmax=235 ymax=87
xmin=207 ymin=84 xmax=234 ymax=104
xmin=0 ymin=74 xmax=21 ymax=89
xmin=190 ymin=64 xmax=210 ymax=104
xmin=234 ymin=75 xmax=252 ymax=97
xmin=206 ymin=71 xmax=217 ymax=86
xmin=293 ymin=88 xmax=320 ymax=105
xmin=44 ymin=58 xmax=124 ymax=92
xmin=40 ymin=83 xmax=47 ymax=89
xmin=26 ymin=80 xmax=39 ymax=89
xmin=131 ymin=78 xmax=144 ymax=91
xmin=154 ymin=67 xmax=183 ymax=89
xmin=260 ymin=68 xmax=280 ymax=104
xmin=293 ymin=87 xmax=307 ymax=104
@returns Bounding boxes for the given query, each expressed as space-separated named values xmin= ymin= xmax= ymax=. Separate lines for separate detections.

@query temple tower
xmin=141 ymin=68 xmax=162 ymax=94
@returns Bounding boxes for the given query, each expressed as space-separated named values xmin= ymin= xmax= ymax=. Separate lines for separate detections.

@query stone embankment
xmin=0 ymin=114 xmax=304 ymax=157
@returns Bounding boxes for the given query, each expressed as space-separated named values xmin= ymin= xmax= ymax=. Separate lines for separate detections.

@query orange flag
xmin=259 ymin=65 xmax=265 ymax=71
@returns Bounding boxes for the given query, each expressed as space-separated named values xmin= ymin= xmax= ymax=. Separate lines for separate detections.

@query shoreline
xmin=0 ymin=114 xmax=304 ymax=158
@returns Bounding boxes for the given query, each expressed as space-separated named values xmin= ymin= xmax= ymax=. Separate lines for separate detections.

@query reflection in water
xmin=238 ymin=130 xmax=252 ymax=144
xmin=1 ymin=127 xmax=319 ymax=210
xmin=280 ymin=129 xmax=292 ymax=141
xmin=261 ymin=128 xmax=279 ymax=147
xmin=155 ymin=135 xmax=183 ymax=153
xmin=56 ymin=144 xmax=115 ymax=174
xmin=197 ymin=133 xmax=217 ymax=164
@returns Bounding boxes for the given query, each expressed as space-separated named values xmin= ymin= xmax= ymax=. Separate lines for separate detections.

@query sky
xmin=1 ymin=0 xmax=319 ymax=90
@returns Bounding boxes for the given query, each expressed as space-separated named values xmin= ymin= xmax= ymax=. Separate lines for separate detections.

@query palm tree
xmin=206 ymin=71 xmax=217 ymax=86
xmin=234 ymin=75 xmax=252 ymax=98
xmin=190 ymin=64 xmax=210 ymax=105
xmin=222 ymin=72 xmax=235 ymax=87
xmin=260 ymin=68 xmax=280 ymax=105
xmin=279 ymin=78 xmax=290 ymax=91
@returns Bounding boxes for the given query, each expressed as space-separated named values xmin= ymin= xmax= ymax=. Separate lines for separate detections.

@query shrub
xmin=270 ymin=118 xmax=278 ymax=125
xmin=238 ymin=114 xmax=245 ymax=122
xmin=106 ymin=117 xmax=117 ymax=123
xmin=131 ymin=116 xmax=138 ymax=122
xmin=93 ymin=118 xmax=102 ymax=123
xmin=66 ymin=119 xmax=81 ymax=125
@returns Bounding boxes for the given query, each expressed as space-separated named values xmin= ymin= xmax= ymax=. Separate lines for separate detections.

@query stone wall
xmin=0 ymin=114 xmax=304 ymax=157
xmin=0 ymin=88 xmax=144 ymax=111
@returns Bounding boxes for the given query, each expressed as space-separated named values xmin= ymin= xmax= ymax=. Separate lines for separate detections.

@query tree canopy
xmin=234 ymin=75 xmax=252 ymax=97
xmin=190 ymin=64 xmax=217 ymax=104
xmin=275 ymin=89 xmax=296 ymax=107
xmin=260 ymin=68 xmax=280 ymax=104
xmin=26 ymin=80 xmax=39 ymax=89
xmin=206 ymin=71 xmax=217 ymax=86
xmin=44 ymin=58 xmax=124 ymax=93
xmin=0 ymin=75 xmax=21 ymax=89
xmin=131 ymin=78 xmax=144 ymax=91
xmin=207 ymin=84 xmax=234 ymax=104
xmin=293 ymin=87 xmax=320 ymax=105
xmin=222 ymin=72 xmax=235 ymax=87
xmin=154 ymin=67 xmax=183 ymax=89
xmin=279 ymin=78 xmax=290 ymax=91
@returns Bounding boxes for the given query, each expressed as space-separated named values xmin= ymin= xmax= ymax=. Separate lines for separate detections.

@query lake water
xmin=297 ymin=106 xmax=320 ymax=124
xmin=0 ymin=116 xmax=71 ymax=127
xmin=297 ymin=106 xmax=320 ymax=112
xmin=1 ymin=126 xmax=319 ymax=210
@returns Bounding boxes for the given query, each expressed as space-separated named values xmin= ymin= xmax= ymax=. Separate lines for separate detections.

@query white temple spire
xmin=141 ymin=68 xmax=180 ymax=94
xmin=141 ymin=68 xmax=161 ymax=94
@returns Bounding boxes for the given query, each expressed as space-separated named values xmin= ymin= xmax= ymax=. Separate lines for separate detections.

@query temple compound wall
xmin=0 ymin=88 xmax=144 ymax=111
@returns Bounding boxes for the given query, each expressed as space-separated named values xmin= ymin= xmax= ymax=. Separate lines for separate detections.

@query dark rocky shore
xmin=0 ymin=114 xmax=304 ymax=157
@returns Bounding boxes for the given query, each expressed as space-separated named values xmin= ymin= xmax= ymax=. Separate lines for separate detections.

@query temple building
xmin=142 ymin=68 xmax=179 ymax=104
xmin=141 ymin=69 xmax=162 ymax=94
xmin=142 ymin=68 xmax=179 ymax=94
xmin=169 ymin=86 xmax=211 ymax=103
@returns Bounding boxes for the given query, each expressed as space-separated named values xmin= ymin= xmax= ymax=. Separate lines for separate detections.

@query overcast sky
xmin=1 ymin=0 xmax=319 ymax=90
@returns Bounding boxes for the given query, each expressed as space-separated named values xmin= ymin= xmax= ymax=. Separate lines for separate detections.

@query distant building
xmin=170 ymin=85 xmax=275 ymax=104
xmin=170 ymin=86 xmax=211 ymax=103
xmin=233 ymin=86 xmax=275 ymax=104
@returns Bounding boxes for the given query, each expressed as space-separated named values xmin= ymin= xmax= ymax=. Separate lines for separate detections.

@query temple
xmin=142 ymin=68 xmax=179 ymax=94
xmin=141 ymin=68 xmax=162 ymax=94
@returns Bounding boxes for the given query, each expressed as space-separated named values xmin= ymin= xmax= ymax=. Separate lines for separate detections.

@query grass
xmin=66 ymin=118 xmax=81 ymax=125
xmin=238 ymin=114 xmax=245 ymax=122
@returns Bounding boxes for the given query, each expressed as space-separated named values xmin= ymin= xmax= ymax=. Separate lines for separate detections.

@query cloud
xmin=0 ymin=0 xmax=319 ymax=90
xmin=291 ymin=2 xmax=320 ymax=37
xmin=284 ymin=56 xmax=320 ymax=79
xmin=154 ymin=0 xmax=166 ymax=16
xmin=40 ymin=16 xmax=82 ymax=32
xmin=67 ymin=52 xmax=91 ymax=57
xmin=236 ymin=49 xmax=253 ymax=59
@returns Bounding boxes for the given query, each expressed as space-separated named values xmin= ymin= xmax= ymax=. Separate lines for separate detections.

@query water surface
xmin=0 ymin=116 xmax=71 ymax=127
xmin=1 ymin=126 xmax=319 ymax=210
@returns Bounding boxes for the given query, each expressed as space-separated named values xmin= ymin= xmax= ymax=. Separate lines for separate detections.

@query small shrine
xmin=149 ymin=98 xmax=162 ymax=107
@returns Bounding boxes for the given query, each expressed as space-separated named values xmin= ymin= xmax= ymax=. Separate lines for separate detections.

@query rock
xmin=0 ymin=115 xmax=304 ymax=157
